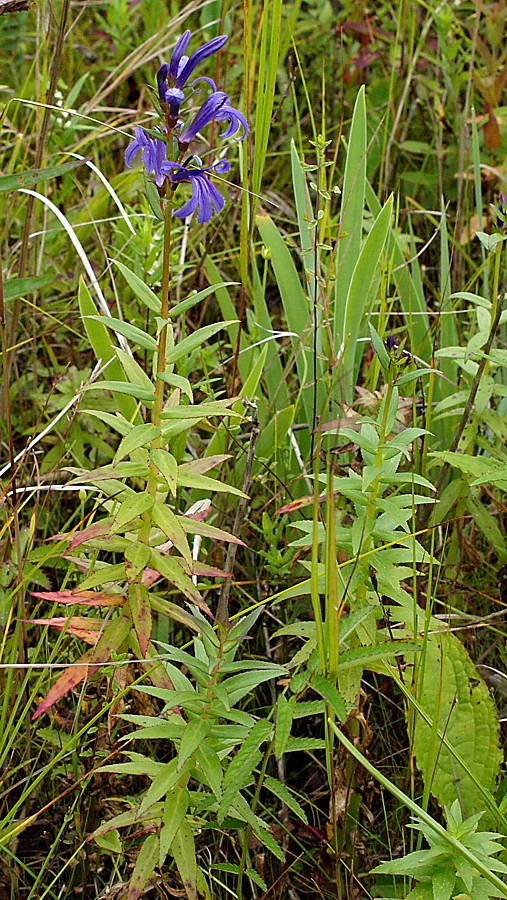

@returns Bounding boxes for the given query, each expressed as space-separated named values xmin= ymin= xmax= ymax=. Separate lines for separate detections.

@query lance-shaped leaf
xmin=149 ymin=549 xmax=209 ymax=612
xmin=112 ymin=259 xmax=161 ymax=314
xmin=32 ymin=615 xmax=131 ymax=720
xmin=25 ymin=616 xmax=105 ymax=644
xmin=125 ymin=543 xmax=152 ymax=582
xmin=151 ymin=502 xmax=192 ymax=565
xmin=113 ymin=424 xmax=160 ymax=465
xmin=177 ymin=515 xmax=245 ymax=546
xmin=218 ymin=719 xmax=273 ymax=823
xmin=127 ymin=831 xmax=160 ymax=900
xmin=113 ymin=493 xmax=155 ymax=533
xmin=151 ymin=448 xmax=177 ymax=496
xmin=0 ymin=156 xmax=88 ymax=192
xmin=31 ymin=589 xmax=125 ymax=608
xmin=128 ymin=583 xmax=152 ymax=657
xmin=159 ymin=781 xmax=190 ymax=868
xmin=66 ymin=521 xmax=113 ymax=551
xmin=84 ymin=315 xmax=157 ymax=350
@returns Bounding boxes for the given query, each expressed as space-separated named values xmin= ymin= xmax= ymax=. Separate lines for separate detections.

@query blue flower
xmin=177 ymin=91 xmax=248 ymax=149
xmin=125 ymin=127 xmax=167 ymax=186
xmin=157 ymin=30 xmax=227 ymax=119
xmin=161 ymin=158 xmax=231 ymax=223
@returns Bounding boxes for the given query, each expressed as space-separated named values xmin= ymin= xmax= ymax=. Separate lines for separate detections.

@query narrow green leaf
xmin=113 ymin=492 xmax=154 ymax=532
xmin=149 ymin=550 xmax=202 ymax=605
xmin=112 ymin=259 xmax=161 ymax=313
xmin=78 ymin=563 xmax=125 ymax=591
xmin=124 ymin=543 xmax=151 ymax=581
xmin=151 ymin=502 xmax=192 ymax=565
xmin=263 ymin=775 xmax=308 ymax=824
xmin=3 ymin=275 xmax=55 ymax=301
xmin=195 ymin=744 xmax=223 ymax=799
xmin=128 ymin=582 xmax=152 ymax=657
xmin=369 ymin=322 xmax=390 ymax=370
xmin=151 ymin=449 xmax=177 ymax=496
xmin=311 ymin=673 xmax=347 ymax=721
xmin=176 ymin=471 xmax=248 ymax=497
xmin=145 ymin=179 xmax=164 ymax=219
xmin=274 ymin=693 xmax=295 ymax=759
xmin=178 ymin=719 xmax=210 ymax=770
xmin=285 ymin=737 xmax=327 ymax=752
xmin=139 ymin=758 xmax=181 ymax=814
xmin=218 ymin=720 xmax=272 ymax=822
xmin=171 ymin=820 xmax=198 ymax=897
xmin=82 ymin=380 xmax=156 ymax=402
xmin=127 ymin=832 xmax=160 ymax=900
xmin=114 ymin=346 xmax=156 ymax=392
xmin=338 ymin=641 xmax=420 ymax=672
xmin=78 ymin=277 xmax=138 ymax=421
xmin=341 ymin=194 xmax=393 ymax=402
xmin=114 ymin=424 xmax=160 ymax=464
xmin=2 ymin=156 xmax=87 ymax=192
xmin=334 ymin=86 xmax=366 ymax=351
xmin=159 ymin=783 xmax=190 ymax=867
xmin=165 ymin=321 xmax=237 ymax=365
xmin=81 ymin=409 xmax=132 ymax=437
xmin=85 ymin=315 xmax=157 ymax=350
xmin=169 ymin=282 xmax=239 ymax=318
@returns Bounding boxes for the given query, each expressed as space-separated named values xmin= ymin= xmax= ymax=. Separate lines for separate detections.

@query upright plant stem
xmin=139 ymin=204 xmax=172 ymax=546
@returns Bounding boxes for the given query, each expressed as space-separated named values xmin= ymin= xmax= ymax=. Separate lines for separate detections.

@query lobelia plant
xmin=20 ymin=28 xmax=285 ymax=899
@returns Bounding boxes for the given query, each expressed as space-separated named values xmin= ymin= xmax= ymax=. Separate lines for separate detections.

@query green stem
xmin=139 ymin=203 xmax=173 ymax=546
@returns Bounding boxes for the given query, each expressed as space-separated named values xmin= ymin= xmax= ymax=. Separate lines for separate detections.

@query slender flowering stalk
xmin=125 ymin=29 xmax=246 ymax=224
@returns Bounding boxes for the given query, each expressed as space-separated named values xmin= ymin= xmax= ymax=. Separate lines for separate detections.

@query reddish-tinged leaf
xmin=141 ymin=567 xmax=160 ymax=588
xmin=25 ymin=616 xmax=104 ymax=643
xmin=184 ymin=499 xmax=211 ymax=521
xmin=276 ymin=495 xmax=321 ymax=514
xmin=189 ymin=562 xmax=232 ymax=580
xmin=128 ymin=583 xmax=151 ymax=657
xmin=178 ymin=455 xmax=231 ymax=476
xmin=67 ymin=520 xmax=112 ymax=551
xmin=33 ymin=651 xmax=95 ymax=720
xmin=30 ymin=589 xmax=125 ymax=607
xmin=33 ymin=616 xmax=131 ymax=720
xmin=484 ymin=103 xmax=501 ymax=150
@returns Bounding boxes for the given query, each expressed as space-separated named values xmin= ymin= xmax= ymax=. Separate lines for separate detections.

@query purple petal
xmin=165 ymin=86 xmax=185 ymax=119
xmin=166 ymin=165 xmax=226 ymax=223
xmin=157 ymin=63 xmax=169 ymax=102
xmin=175 ymin=34 xmax=227 ymax=88
xmin=168 ymin=30 xmax=191 ymax=80
xmin=177 ymin=91 xmax=228 ymax=146
xmin=190 ymin=76 xmax=217 ymax=93
xmin=215 ymin=104 xmax=248 ymax=141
